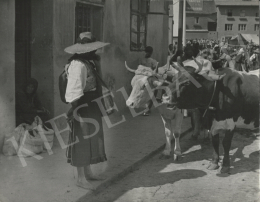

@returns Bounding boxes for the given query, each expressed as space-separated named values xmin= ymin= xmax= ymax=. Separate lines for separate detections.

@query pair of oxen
xmin=125 ymin=58 xmax=259 ymax=174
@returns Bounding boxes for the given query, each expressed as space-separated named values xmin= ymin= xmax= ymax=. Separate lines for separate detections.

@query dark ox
xmin=125 ymin=62 xmax=185 ymax=160
xmin=174 ymin=66 xmax=259 ymax=173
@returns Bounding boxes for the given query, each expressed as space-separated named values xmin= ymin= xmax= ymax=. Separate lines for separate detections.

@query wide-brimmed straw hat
xmin=64 ymin=32 xmax=110 ymax=54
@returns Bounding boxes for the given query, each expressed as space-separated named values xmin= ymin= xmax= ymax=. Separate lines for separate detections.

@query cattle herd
xmin=125 ymin=47 xmax=259 ymax=174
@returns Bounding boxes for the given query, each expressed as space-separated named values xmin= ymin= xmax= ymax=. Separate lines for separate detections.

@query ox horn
xmin=125 ymin=61 xmax=136 ymax=73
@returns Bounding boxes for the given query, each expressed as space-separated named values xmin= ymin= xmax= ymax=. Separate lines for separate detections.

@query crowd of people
xmin=140 ymin=38 xmax=259 ymax=114
xmin=168 ymin=39 xmax=259 ymax=72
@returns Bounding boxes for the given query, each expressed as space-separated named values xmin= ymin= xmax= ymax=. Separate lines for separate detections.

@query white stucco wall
xmin=0 ymin=0 xmax=15 ymax=152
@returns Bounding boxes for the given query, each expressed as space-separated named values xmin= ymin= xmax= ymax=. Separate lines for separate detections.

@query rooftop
xmin=215 ymin=0 xmax=259 ymax=6
xmin=186 ymin=0 xmax=217 ymax=14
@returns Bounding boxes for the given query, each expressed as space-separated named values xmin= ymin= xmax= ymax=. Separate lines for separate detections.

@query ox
xmin=125 ymin=62 xmax=185 ymax=160
xmin=171 ymin=65 xmax=259 ymax=173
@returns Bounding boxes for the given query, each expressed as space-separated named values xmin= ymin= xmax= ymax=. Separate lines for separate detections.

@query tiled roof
xmin=185 ymin=0 xmax=217 ymax=14
xmin=203 ymin=1 xmax=217 ymax=13
xmin=215 ymin=0 xmax=259 ymax=6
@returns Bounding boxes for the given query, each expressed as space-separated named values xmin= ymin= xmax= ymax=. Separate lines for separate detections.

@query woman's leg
xmin=76 ymin=167 xmax=95 ymax=190
xmin=85 ymin=165 xmax=106 ymax=180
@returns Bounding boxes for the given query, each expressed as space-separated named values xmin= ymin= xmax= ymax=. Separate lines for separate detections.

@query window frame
xmin=227 ymin=9 xmax=233 ymax=17
xmin=238 ymin=24 xmax=247 ymax=31
xmin=75 ymin=1 xmax=104 ymax=43
xmin=75 ymin=2 xmax=92 ymax=42
xmin=130 ymin=0 xmax=150 ymax=52
xmin=240 ymin=9 xmax=246 ymax=17
xmin=254 ymin=24 xmax=259 ymax=31
xmin=225 ymin=24 xmax=233 ymax=31
xmin=195 ymin=17 xmax=199 ymax=24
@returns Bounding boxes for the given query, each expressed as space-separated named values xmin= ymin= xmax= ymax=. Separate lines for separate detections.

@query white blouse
xmin=65 ymin=60 xmax=96 ymax=103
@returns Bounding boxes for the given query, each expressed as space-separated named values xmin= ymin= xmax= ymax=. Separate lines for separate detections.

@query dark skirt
xmin=234 ymin=54 xmax=244 ymax=71
xmin=66 ymin=90 xmax=107 ymax=167
xmin=235 ymin=62 xmax=243 ymax=71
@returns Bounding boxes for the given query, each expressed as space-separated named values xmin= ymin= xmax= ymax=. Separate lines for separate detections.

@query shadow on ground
xmin=77 ymin=129 xmax=259 ymax=202
xmin=78 ymin=166 xmax=207 ymax=202
xmin=177 ymin=129 xmax=259 ymax=177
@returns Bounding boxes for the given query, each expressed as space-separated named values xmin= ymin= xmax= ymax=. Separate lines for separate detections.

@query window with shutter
xmin=75 ymin=2 xmax=104 ymax=42
xmin=130 ymin=0 xmax=150 ymax=51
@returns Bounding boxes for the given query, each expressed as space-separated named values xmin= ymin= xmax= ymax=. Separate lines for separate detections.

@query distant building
xmin=215 ymin=0 xmax=259 ymax=41
xmin=186 ymin=0 xmax=217 ymax=41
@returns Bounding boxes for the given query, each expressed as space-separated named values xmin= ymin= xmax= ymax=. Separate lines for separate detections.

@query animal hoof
xmin=173 ymin=154 xmax=179 ymax=161
xmin=207 ymin=162 xmax=219 ymax=170
xmin=219 ymin=166 xmax=230 ymax=174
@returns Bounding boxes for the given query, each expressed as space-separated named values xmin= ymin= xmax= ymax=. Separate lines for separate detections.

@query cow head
xmin=125 ymin=62 xmax=163 ymax=108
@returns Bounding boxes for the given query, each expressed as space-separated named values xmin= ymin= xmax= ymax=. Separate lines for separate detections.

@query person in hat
xmin=139 ymin=46 xmax=158 ymax=71
xmin=211 ymin=45 xmax=222 ymax=70
xmin=234 ymin=48 xmax=246 ymax=71
xmin=16 ymin=78 xmax=50 ymax=126
xmin=64 ymin=32 xmax=109 ymax=190
xmin=139 ymin=46 xmax=158 ymax=116
xmin=250 ymin=48 xmax=260 ymax=70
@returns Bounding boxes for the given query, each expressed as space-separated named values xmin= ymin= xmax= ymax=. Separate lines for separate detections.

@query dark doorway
xmin=15 ymin=0 xmax=31 ymax=91
xmin=15 ymin=0 xmax=32 ymax=125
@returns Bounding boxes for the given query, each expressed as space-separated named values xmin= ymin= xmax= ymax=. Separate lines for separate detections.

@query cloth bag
xmin=2 ymin=124 xmax=29 ymax=156
xmin=18 ymin=116 xmax=55 ymax=157
xmin=18 ymin=129 xmax=44 ymax=157
xmin=40 ymin=125 xmax=55 ymax=151
xmin=32 ymin=116 xmax=55 ymax=150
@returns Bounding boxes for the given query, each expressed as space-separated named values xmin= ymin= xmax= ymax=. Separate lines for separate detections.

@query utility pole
xmin=183 ymin=0 xmax=186 ymax=46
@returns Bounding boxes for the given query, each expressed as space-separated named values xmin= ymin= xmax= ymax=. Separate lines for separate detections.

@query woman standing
xmin=64 ymin=32 xmax=109 ymax=190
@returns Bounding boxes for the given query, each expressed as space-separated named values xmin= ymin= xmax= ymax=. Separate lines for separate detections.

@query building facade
xmin=186 ymin=0 xmax=217 ymax=40
xmin=0 ymin=0 xmax=169 ymax=152
xmin=215 ymin=0 xmax=259 ymax=41
xmin=172 ymin=0 xmax=218 ymax=42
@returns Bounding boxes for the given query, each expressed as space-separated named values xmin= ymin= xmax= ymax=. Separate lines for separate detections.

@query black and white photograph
xmin=0 ymin=0 xmax=259 ymax=201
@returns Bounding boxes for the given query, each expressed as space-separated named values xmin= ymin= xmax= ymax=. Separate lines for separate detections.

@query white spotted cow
xmin=170 ymin=64 xmax=259 ymax=173
xmin=125 ymin=62 xmax=184 ymax=160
